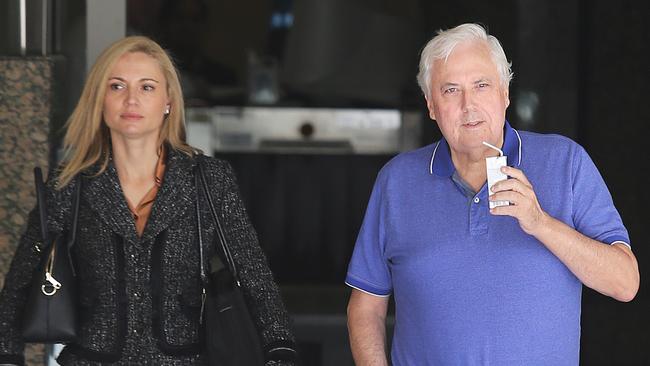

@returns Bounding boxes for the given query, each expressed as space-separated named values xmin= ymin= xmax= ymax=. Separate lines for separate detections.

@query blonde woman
xmin=0 ymin=36 xmax=297 ymax=365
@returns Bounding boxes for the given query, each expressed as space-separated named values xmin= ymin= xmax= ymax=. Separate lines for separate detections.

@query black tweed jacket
xmin=0 ymin=148 xmax=296 ymax=365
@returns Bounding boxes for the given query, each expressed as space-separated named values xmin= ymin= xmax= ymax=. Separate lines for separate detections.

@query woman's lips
xmin=121 ymin=112 xmax=143 ymax=120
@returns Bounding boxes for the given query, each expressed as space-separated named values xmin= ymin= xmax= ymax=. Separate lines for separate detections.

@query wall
xmin=578 ymin=1 xmax=650 ymax=363
xmin=0 ymin=57 xmax=54 ymax=365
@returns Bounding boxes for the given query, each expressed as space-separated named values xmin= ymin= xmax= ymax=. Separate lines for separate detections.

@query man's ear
xmin=503 ymin=88 xmax=510 ymax=109
xmin=426 ymin=97 xmax=436 ymax=120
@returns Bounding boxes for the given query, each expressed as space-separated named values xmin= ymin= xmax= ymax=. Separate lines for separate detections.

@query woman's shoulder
xmin=197 ymin=154 xmax=235 ymax=177
xmin=43 ymin=165 xmax=78 ymax=197
xmin=36 ymin=165 xmax=80 ymax=232
xmin=194 ymin=154 xmax=242 ymax=192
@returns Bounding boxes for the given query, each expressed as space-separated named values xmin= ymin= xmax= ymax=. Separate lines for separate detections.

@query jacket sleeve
xmin=0 ymin=171 xmax=74 ymax=366
xmin=203 ymin=158 xmax=299 ymax=365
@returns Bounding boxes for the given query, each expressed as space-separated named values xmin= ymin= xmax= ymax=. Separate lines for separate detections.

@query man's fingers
xmin=491 ymin=177 xmax=534 ymax=196
xmin=501 ymin=166 xmax=533 ymax=187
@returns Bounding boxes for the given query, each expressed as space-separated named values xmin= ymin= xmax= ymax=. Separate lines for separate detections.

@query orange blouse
xmin=126 ymin=147 xmax=167 ymax=237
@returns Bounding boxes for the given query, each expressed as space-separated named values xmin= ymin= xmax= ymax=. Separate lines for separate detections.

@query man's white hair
xmin=416 ymin=23 xmax=513 ymax=98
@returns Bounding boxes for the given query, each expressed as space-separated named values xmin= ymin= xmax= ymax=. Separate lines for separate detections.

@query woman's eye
xmin=143 ymin=84 xmax=155 ymax=91
xmin=109 ymin=83 xmax=124 ymax=91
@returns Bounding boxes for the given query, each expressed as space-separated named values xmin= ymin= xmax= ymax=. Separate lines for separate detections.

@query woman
xmin=0 ymin=36 xmax=297 ymax=365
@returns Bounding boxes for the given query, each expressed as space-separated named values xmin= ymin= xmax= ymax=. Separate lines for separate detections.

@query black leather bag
xmin=21 ymin=167 xmax=80 ymax=343
xmin=195 ymin=158 xmax=265 ymax=366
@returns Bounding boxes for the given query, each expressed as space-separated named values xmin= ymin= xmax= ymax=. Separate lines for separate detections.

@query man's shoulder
xmin=378 ymin=143 xmax=435 ymax=180
xmin=518 ymin=130 xmax=585 ymax=157
xmin=385 ymin=143 xmax=435 ymax=170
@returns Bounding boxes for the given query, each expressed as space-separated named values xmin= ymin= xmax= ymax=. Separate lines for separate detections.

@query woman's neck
xmin=111 ymin=135 xmax=161 ymax=184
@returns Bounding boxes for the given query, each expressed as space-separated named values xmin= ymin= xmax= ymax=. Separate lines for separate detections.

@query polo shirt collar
xmin=429 ymin=120 xmax=522 ymax=177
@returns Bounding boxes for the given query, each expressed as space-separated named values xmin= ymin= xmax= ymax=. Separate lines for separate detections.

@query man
xmin=345 ymin=23 xmax=639 ymax=365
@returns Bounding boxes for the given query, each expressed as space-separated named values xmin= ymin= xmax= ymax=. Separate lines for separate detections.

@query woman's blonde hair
xmin=57 ymin=36 xmax=194 ymax=188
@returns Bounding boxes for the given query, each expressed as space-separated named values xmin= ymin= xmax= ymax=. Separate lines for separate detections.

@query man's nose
xmin=461 ymin=91 xmax=475 ymax=112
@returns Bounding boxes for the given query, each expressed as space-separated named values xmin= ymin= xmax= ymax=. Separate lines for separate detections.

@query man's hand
xmin=488 ymin=165 xmax=548 ymax=235
xmin=488 ymin=166 xmax=639 ymax=301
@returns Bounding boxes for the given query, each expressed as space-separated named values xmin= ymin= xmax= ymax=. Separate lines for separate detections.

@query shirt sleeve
xmin=571 ymin=145 xmax=630 ymax=247
xmin=345 ymin=171 xmax=392 ymax=297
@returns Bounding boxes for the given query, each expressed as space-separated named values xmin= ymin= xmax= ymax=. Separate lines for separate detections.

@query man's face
xmin=426 ymin=41 xmax=510 ymax=155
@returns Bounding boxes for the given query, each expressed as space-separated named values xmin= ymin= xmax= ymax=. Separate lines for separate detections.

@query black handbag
xmin=195 ymin=157 xmax=265 ymax=366
xmin=21 ymin=167 xmax=80 ymax=343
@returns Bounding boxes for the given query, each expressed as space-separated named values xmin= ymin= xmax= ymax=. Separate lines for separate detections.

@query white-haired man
xmin=345 ymin=23 xmax=639 ymax=365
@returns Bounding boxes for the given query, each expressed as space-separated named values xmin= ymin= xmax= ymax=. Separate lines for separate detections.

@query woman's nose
xmin=125 ymin=88 xmax=139 ymax=105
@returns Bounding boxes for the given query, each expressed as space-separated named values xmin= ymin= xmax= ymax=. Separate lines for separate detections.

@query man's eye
xmin=444 ymin=87 xmax=458 ymax=94
xmin=478 ymin=83 xmax=489 ymax=88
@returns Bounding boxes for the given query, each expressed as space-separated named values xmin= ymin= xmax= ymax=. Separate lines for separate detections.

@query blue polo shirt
xmin=345 ymin=122 xmax=630 ymax=365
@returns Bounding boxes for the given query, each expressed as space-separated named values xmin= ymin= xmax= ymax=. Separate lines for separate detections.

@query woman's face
xmin=103 ymin=51 xmax=170 ymax=142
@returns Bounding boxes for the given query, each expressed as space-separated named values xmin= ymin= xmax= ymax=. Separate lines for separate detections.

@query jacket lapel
xmin=82 ymin=148 xmax=196 ymax=244
xmin=83 ymin=159 xmax=139 ymax=243
xmin=140 ymin=148 xmax=196 ymax=243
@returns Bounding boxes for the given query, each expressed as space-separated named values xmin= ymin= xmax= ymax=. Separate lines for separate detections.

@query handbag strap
xmin=34 ymin=167 xmax=49 ymax=246
xmin=195 ymin=154 xmax=240 ymax=284
xmin=33 ymin=167 xmax=81 ymax=275
xmin=194 ymin=154 xmax=242 ymax=326
xmin=67 ymin=174 xmax=82 ymax=276
xmin=194 ymin=169 xmax=207 ymax=286
xmin=68 ymin=173 xmax=82 ymax=251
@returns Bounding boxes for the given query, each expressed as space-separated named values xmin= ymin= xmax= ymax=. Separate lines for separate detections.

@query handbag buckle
xmin=41 ymin=272 xmax=62 ymax=296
